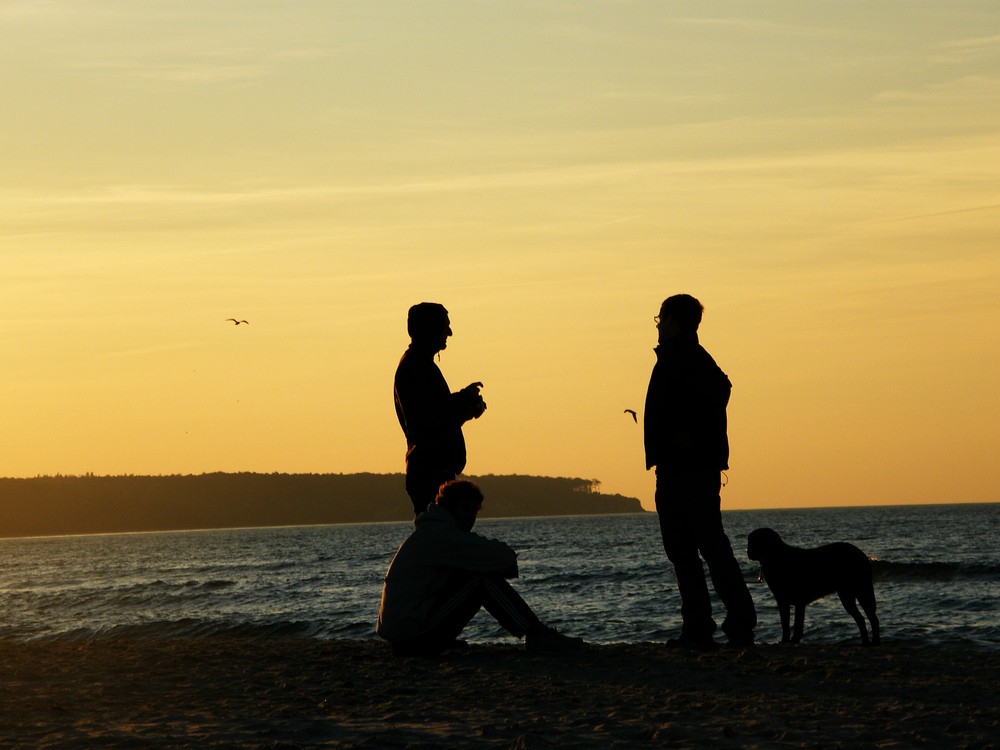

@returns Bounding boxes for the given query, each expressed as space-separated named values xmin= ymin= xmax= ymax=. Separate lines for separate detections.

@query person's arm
xmin=645 ymin=362 xmax=701 ymax=468
xmin=399 ymin=360 xmax=485 ymax=433
xmin=436 ymin=529 xmax=519 ymax=579
xmin=450 ymin=382 xmax=487 ymax=422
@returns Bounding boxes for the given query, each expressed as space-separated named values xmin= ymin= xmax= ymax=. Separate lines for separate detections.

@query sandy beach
xmin=2 ymin=637 xmax=997 ymax=749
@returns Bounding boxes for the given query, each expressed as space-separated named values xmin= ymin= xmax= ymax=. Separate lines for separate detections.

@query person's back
xmin=644 ymin=330 xmax=731 ymax=471
xmin=376 ymin=480 xmax=583 ymax=656
xmin=377 ymin=503 xmax=518 ymax=643
xmin=394 ymin=344 xmax=468 ymax=478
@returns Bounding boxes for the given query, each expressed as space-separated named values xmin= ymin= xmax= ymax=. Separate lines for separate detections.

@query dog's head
xmin=747 ymin=527 xmax=784 ymax=562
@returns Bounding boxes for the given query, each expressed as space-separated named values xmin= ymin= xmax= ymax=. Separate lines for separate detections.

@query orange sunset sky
xmin=2 ymin=2 xmax=999 ymax=511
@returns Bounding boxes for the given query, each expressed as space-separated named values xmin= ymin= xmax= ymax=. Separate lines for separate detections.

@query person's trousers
xmin=655 ymin=467 xmax=756 ymax=640
xmin=405 ymin=469 xmax=456 ymax=516
xmin=391 ymin=574 xmax=540 ymax=656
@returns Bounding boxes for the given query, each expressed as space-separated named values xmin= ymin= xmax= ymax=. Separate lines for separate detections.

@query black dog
xmin=747 ymin=528 xmax=880 ymax=646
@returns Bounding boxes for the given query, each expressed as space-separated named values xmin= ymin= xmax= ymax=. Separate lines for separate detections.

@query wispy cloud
xmin=938 ymin=33 xmax=1000 ymax=50
xmin=3 ymin=123 xmax=996 ymax=215
xmin=0 ymin=0 xmax=77 ymax=22
xmin=934 ymin=33 xmax=1000 ymax=61
xmin=871 ymin=74 xmax=1000 ymax=104
xmin=105 ymin=342 xmax=205 ymax=359
xmin=869 ymin=203 xmax=1000 ymax=225
xmin=72 ymin=57 xmax=268 ymax=85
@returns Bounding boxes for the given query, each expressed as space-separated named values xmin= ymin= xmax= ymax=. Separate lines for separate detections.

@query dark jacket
xmin=376 ymin=504 xmax=518 ymax=642
xmin=643 ymin=332 xmax=732 ymax=472
xmin=394 ymin=345 xmax=479 ymax=477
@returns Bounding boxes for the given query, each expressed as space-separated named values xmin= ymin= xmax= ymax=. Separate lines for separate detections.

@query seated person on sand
xmin=376 ymin=480 xmax=583 ymax=657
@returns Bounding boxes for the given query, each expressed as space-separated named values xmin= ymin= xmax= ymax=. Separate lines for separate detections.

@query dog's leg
xmin=778 ymin=601 xmax=792 ymax=643
xmin=791 ymin=604 xmax=806 ymax=643
xmin=838 ymin=591 xmax=870 ymax=646
xmin=857 ymin=586 xmax=880 ymax=646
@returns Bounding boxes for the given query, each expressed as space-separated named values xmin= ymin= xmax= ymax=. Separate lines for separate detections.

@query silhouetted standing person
xmin=644 ymin=294 xmax=756 ymax=648
xmin=394 ymin=303 xmax=486 ymax=516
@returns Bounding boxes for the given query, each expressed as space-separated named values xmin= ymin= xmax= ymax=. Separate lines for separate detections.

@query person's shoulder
xmin=398 ymin=345 xmax=438 ymax=367
xmin=694 ymin=342 xmax=716 ymax=361
xmin=395 ymin=347 xmax=427 ymax=376
xmin=414 ymin=504 xmax=456 ymax=528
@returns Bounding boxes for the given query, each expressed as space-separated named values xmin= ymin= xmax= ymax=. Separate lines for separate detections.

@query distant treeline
xmin=0 ymin=473 xmax=645 ymax=538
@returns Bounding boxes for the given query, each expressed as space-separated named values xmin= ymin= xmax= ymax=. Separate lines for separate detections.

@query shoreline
xmin=3 ymin=637 xmax=998 ymax=748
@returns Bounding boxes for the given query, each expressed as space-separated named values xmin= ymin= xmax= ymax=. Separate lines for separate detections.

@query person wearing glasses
xmin=644 ymin=294 xmax=756 ymax=649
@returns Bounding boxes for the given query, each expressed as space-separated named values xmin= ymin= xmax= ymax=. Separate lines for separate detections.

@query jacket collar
xmin=414 ymin=503 xmax=458 ymax=528
xmin=655 ymin=331 xmax=699 ymax=356
xmin=407 ymin=342 xmax=442 ymax=359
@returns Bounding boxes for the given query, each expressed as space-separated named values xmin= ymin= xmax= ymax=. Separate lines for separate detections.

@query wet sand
xmin=2 ymin=637 xmax=998 ymax=748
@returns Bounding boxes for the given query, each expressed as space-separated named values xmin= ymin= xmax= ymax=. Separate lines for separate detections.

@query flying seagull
xmin=624 ymin=409 xmax=637 ymax=423
xmin=226 ymin=318 xmax=249 ymax=325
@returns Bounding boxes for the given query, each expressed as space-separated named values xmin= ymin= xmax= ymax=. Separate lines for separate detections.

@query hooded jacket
xmin=643 ymin=332 xmax=732 ymax=472
xmin=376 ymin=504 xmax=519 ymax=643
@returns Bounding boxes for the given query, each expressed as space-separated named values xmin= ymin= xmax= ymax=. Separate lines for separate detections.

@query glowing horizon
xmin=2 ymin=2 xmax=999 ymax=513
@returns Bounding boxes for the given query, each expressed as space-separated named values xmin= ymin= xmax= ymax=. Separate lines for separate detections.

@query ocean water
xmin=0 ymin=504 xmax=997 ymax=649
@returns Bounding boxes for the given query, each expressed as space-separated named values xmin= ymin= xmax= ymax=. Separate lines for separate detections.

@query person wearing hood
xmin=644 ymin=294 xmax=756 ymax=649
xmin=376 ymin=480 xmax=583 ymax=656
xmin=393 ymin=302 xmax=487 ymax=516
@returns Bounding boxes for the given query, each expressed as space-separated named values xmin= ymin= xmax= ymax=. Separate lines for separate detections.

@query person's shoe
xmin=525 ymin=624 xmax=585 ymax=655
xmin=722 ymin=621 xmax=755 ymax=648
xmin=725 ymin=631 xmax=755 ymax=648
xmin=666 ymin=634 xmax=719 ymax=652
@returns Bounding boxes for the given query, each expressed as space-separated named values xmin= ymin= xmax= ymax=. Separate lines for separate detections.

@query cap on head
xmin=407 ymin=302 xmax=449 ymax=342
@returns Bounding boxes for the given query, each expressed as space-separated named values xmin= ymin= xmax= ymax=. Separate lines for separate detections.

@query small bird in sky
xmin=624 ymin=409 xmax=637 ymax=423
xmin=226 ymin=318 xmax=249 ymax=325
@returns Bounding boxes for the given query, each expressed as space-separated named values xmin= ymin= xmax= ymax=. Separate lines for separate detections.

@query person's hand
xmin=462 ymin=382 xmax=487 ymax=418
